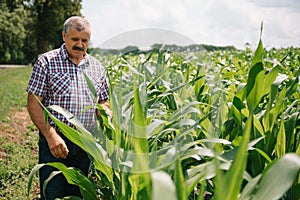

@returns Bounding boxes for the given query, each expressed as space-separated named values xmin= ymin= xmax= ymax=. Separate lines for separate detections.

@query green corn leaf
xmin=186 ymin=162 xmax=215 ymax=195
xmin=246 ymin=38 xmax=264 ymax=111
xmin=44 ymin=105 xmax=114 ymax=183
xmin=296 ymin=144 xmax=300 ymax=155
xmin=246 ymin=63 xmax=264 ymax=111
xmin=286 ymin=112 xmax=300 ymax=152
xmin=174 ymin=159 xmax=187 ymax=200
xmin=132 ymin=82 xmax=149 ymax=173
xmin=215 ymin=114 xmax=253 ymax=200
xmin=262 ymin=66 xmax=280 ymax=96
xmin=253 ymin=114 xmax=265 ymax=136
xmin=269 ymin=73 xmax=287 ymax=111
xmin=239 ymin=174 xmax=262 ymax=200
xmin=264 ymin=86 xmax=287 ymax=133
xmin=231 ymin=96 xmax=246 ymax=126
xmin=27 ymin=164 xmax=45 ymax=197
xmin=276 ymin=113 xmax=286 ymax=158
xmin=251 ymin=38 xmax=264 ymax=68
xmin=83 ymin=72 xmax=98 ymax=101
xmin=253 ymin=148 xmax=272 ymax=163
xmin=128 ymin=173 xmax=152 ymax=199
xmin=253 ymin=153 xmax=300 ymax=200
xmin=46 ymin=162 xmax=97 ymax=200
xmin=151 ymin=171 xmax=177 ymax=200
xmin=28 ymin=163 xmax=97 ymax=200
xmin=285 ymin=68 xmax=300 ymax=98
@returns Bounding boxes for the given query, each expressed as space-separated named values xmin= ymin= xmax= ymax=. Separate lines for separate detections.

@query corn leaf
xmin=174 ymin=159 xmax=187 ymax=200
xmin=45 ymin=105 xmax=114 ymax=183
xmin=276 ymin=113 xmax=286 ymax=157
xmin=253 ymin=153 xmax=300 ymax=200
xmin=151 ymin=171 xmax=177 ymax=200
xmin=215 ymin=114 xmax=253 ymax=200
xmin=45 ymin=162 xmax=97 ymax=200
xmin=28 ymin=163 xmax=97 ymax=200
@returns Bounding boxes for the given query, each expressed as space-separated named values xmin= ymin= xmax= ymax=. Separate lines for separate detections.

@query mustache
xmin=72 ymin=46 xmax=84 ymax=51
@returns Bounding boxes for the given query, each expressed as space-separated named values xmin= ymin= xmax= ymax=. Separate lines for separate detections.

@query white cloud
xmin=82 ymin=0 xmax=300 ymax=49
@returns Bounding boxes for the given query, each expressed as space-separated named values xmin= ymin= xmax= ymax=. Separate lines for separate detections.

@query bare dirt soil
xmin=0 ymin=107 xmax=34 ymax=159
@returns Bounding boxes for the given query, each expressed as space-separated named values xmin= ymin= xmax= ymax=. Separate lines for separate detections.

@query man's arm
xmin=27 ymin=93 xmax=69 ymax=159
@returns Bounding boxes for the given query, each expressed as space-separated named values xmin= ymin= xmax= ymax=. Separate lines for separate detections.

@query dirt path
xmin=0 ymin=107 xmax=32 ymax=135
xmin=0 ymin=107 xmax=34 ymax=159
xmin=0 ymin=65 xmax=28 ymax=68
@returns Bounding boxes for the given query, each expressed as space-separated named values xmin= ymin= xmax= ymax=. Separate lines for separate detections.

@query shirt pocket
xmin=48 ymin=73 xmax=71 ymax=96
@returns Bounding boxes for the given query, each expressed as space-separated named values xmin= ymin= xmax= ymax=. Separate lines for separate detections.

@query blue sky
xmin=81 ymin=0 xmax=300 ymax=49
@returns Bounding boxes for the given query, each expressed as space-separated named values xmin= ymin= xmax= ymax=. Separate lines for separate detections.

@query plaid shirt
xmin=26 ymin=44 xmax=109 ymax=132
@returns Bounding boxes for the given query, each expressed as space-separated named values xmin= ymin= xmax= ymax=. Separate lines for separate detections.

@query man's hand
xmin=27 ymin=93 xmax=69 ymax=159
xmin=98 ymin=101 xmax=112 ymax=119
xmin=46 ymin=127 xmax=69 ymax=159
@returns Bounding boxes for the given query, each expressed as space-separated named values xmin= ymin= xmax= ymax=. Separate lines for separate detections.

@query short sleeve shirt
xmin=26 ymin=44 xmax=109 ymax=132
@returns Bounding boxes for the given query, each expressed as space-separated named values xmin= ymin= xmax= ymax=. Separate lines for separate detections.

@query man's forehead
xmin=68 ymin=28 xmax=91 ymax=36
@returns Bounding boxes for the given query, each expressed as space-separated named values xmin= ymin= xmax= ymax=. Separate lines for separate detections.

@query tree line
xmin=90 ymin=43 xmax=237 ymax=56
xmin=0 ymin=0 xmax=82 ymax=64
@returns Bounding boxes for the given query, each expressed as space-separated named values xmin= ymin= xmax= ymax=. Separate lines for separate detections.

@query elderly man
xmin=26 ymin=16 xmax=111 ymax=199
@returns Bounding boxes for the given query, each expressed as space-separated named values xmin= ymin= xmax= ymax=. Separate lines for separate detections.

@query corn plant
xmin=28 ymin=34 xmax=300 ymax=199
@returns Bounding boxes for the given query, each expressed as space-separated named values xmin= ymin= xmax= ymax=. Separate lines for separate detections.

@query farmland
xmin=84 ymin=40 xmax=300 ymax=200
xmin=1 ymin=39 xmax=299 ymax=199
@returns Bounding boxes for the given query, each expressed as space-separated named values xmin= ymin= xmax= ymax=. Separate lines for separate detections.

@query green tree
xmin=0 ymin=2 xmax=27 ymax=64
xmin=0 ymin=0 xmax=82 ymax=64
xmin=22 ymin=3 xmax=38 ymax=64
xmin=32 ymin=0 xmax=82 ymax=54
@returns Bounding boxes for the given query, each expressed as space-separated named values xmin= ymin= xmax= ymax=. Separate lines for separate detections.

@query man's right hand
xmin=46 ymin=127 xmax=69 ymax=159
xmin=27 ymin=93 xmax=69 ymax=159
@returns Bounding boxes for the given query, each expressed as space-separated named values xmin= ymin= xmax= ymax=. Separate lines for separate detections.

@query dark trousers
xmin=38 ymin=132 xmax=90 ymax=200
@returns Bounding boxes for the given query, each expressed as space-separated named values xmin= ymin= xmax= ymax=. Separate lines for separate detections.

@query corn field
xmin=28 ymin=37 xmax=300 ymax=200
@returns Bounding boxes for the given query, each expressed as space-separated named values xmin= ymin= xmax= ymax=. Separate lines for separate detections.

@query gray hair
xmin=63 ymin=16 xmax=90 ymax=35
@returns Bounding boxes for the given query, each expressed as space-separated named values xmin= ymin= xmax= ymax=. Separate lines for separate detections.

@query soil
xmin=0 ymin=107 xmax=32 ymax=139
xmin=0 ymin=107 xmax=35 ymax=159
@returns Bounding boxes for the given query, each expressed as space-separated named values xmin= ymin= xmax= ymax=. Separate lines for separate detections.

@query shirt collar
xmin=61 ymin=44 xmax=70 ymax=61
xmin=60 ymin=43 xmax=89 ymax=66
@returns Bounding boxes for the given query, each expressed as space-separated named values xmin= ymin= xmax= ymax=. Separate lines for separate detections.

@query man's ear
xmin=62 ymin=31 xmax=66 ymax=42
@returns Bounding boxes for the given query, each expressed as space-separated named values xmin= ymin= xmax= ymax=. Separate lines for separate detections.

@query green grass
xmin=0 ymin=67 xmax=32 ymax=121
xmin=0 ymin=67 xmax=39 ymax=199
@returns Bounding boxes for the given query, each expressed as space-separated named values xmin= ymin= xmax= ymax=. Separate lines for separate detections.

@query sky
xmin=81 ymin=0 xmax=300 ymax=50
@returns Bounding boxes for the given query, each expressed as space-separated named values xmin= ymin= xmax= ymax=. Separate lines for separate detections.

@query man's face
xmin=62 ymin=26 xmax=91 ymax=60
